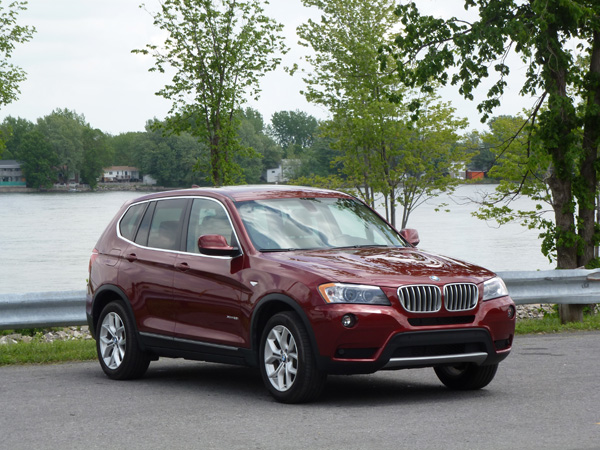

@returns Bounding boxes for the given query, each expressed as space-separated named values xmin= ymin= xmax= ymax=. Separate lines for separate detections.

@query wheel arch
xmin=250 ymin=294 xmax=322 ymax=368
xmin=89 ymin=285 xmax=140 ymax=343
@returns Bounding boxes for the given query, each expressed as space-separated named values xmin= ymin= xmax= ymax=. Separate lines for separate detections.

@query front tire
xmin=259 ymin=312 xmax=326 ymax=403
xmin=434 ymin=363 xmax=498 ymax=390
xmin=96 ymin=301 xmax=150 ymax=380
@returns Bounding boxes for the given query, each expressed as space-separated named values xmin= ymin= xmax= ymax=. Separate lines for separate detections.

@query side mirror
xmin=400 ymin=228 xmax=420 ymax=247
xmin=198 ymin=234 xmax=240 ymax=257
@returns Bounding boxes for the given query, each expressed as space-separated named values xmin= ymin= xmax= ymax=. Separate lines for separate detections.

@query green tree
xmin=0 ymin=1 xmax=35 ymax=110
xmin=0 ymin=115 xmax=34 ymax=159
xmin=387 ymin=0 xmax=600 ymax=322
xmin=109 ymin=131 xmax=147 ymax=166
xmin=473 ymin=114 xmax=552 ymax=227
xmin=292 ymin=125 xmax=340 ymax=179
xmin=465 ymin=116 xmax=530 ymax=175
xmin=34 ymin=109 xmax=113 ymax=187
xmin=296 ymin=0 xmax=406 ymax=221
xmin=36 ymin=109 xmax=87 ymax=183
xmin=19 ymin=129 xmax=59 ymax=188
xmin=268 ymin=110 xmax=318 ymax=155
xmin=394 ymin=97 xmax=468 ymax=229
xmin=138 ymin=120 xmax=207 ymax=187
xmin=297 ymin=0 xmax=467 ymax=228
xmin=134 ymin=0 xmax=287 ymax=186
xmin=236 ymin=107 xmax=281 ymax=183
xmin=80 ymin=127 xmax=113 ymax=189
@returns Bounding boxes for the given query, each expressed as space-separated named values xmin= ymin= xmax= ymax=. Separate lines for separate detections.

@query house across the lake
xmin=102 ymin=166 xmax=141 ymax=182
xmin=0 ymin=160 xmax=26 ymax=186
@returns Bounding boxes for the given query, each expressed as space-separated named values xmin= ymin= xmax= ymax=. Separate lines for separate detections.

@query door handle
xmin=125 ymin=253 xmax=137 ymax=262
xmin=175 ymin=262 xmax=190 ymax=272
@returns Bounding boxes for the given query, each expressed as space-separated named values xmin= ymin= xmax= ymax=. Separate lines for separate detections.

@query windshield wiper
xmin=334 ymin=244 xmax=392 ymax=249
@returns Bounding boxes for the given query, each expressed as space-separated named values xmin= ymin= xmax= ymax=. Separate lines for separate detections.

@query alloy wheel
xmin=263 ymin=324 xmax=298 ymax=392
xmin=99 ymin=311 xmax=126 ymax=370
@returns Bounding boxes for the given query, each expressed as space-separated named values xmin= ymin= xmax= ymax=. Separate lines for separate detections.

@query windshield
xmin=235 ymin=197 xmax=405 ymax=251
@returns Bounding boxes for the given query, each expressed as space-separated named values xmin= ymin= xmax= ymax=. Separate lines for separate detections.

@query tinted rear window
xmin=119 ymin=203 xmax=147 ymax=241
xmin=147 ymin=199 xmax=188 ymax=251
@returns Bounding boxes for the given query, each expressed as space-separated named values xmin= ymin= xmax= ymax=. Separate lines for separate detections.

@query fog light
xmin=507 ymin=305 xmax=516 ymax=319
xmin=341 ymin=314 xmax=356 ymax=328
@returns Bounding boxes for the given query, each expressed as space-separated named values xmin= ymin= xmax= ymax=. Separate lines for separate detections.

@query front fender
xmin=250 ymin=293 xmax=323 ymax=369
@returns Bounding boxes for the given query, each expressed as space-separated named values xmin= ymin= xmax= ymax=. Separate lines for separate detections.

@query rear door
xmin=118 ymin=198 xmax=190 ymax=336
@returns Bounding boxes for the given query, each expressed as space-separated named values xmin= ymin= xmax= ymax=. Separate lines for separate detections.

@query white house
xmin=103 ymin=166 xmax=140 ymax=182
xmin=265 ymin=159 xmax=302 ymax=183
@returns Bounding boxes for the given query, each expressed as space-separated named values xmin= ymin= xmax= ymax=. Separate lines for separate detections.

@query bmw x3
xmin=86 ymin=185 xmax=515 ymax=403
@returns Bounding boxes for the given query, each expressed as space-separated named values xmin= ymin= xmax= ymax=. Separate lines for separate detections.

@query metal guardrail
xmin=0 ymin=290 xmax=87 ymax=331
xmin=0 ymin=270 xmax=599 ymax=330
xmin=497 ymin=269 xmax=600 ymax=305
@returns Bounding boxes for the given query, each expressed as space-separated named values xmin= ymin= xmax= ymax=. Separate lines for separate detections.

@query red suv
xmin=86 ymin=185 xmax=515 ymax=403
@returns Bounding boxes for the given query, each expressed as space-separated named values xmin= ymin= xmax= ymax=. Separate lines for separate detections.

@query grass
xmin=515 ymin=312 xmax=600 ymax=334
xmin=0 ymin=335 xmax=96 ymax=366
xmin=1 ymin=313 xmax=600 ymax=366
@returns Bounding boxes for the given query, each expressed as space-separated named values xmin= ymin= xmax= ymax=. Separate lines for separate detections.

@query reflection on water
xmin=0 ymin=185 xmax=554 ymax=294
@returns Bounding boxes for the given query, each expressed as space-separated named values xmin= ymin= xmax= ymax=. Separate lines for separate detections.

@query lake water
xmin=0 ymin=185 xmax=554 ymax=294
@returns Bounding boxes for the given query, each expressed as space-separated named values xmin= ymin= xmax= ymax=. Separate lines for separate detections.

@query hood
xmin=263 ymin=247 xmax=495 ymax=287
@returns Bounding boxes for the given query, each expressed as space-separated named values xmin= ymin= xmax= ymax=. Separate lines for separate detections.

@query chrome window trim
xmin=116 ymin=195 xmax=243 ymax=261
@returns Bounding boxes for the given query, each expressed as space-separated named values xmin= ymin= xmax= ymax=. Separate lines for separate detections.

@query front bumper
xmin=317 ymin=328 xmax=510 ymax=374
xmin=310 ymin=296 xmax=515 ymax=374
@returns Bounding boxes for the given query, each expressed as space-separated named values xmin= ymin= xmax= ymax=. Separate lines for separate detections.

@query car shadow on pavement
xmin=321 ymin=373 xmax=494 ymax=406
xmin=113 ymin=360 xmax=495 ymax=406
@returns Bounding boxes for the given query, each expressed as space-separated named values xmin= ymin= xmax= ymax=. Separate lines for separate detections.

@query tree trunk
xmin=578 ymin=30 xmax=600 ymax=268
xmin=542 ymin=24 xmax=581 ymax=323
xmin=389 ymin=190 xmax=396 ymax=228
xmin=565 ymin=30 xmax=600 ymax=325
xmin=210 ymin=135 xmax=221 ymax=186
xmin=547 ymin=172 xmax=578 ymax=269
xmin=383 ymin=193 xmax=390 ymax=224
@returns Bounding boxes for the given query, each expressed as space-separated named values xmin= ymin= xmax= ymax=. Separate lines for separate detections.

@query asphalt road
xmin=1 ymin=332 xmax=599 ymax=450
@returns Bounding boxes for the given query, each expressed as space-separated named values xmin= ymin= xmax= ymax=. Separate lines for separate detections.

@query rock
xmin=0 ymin=336 xmax=17 ymax=345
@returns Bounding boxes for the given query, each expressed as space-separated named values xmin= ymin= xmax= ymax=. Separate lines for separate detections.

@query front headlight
xmin=318 ymin=283 xmax=391 ymax=305
xmin=482 ymin=276 xmax=509 ymax=301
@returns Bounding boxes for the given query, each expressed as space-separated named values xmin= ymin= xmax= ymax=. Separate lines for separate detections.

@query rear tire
xmin=259 ymin=312 xmax=326 ymax=403
xmin=96 ymin=301 xmax=150 ymax=380
xmin=434 ymin=363 xmax=498 ymax=390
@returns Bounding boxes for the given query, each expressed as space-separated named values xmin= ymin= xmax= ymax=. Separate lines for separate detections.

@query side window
xmin=186 ymin=199 xmax=235 ymax=253
xmin=119 ymin=203 xmax=147 ymax=241
xmin=147 ymin=199 xmax=188 ymax=251
xmin=134 ymin=202 xmax=156 ymax=246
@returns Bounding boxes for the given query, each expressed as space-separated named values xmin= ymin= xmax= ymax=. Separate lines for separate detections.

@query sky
xmin=0 ymin=0 xmax=529 ymax=136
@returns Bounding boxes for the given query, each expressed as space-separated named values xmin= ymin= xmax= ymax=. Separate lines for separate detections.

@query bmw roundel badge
xmin=429 ymin=275 xmax=440 ymax=281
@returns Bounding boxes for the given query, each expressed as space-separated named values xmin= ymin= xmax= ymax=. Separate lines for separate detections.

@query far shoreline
xmin=0 ymin=182 xmax=167 ymax=194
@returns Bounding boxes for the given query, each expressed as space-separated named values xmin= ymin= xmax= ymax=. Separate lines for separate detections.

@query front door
xmin=171 ymin=198 xmax=250 ymax=347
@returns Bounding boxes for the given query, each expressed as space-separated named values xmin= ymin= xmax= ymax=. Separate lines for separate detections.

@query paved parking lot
xmin=1 ymin=332 xmax=599 ymax=449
